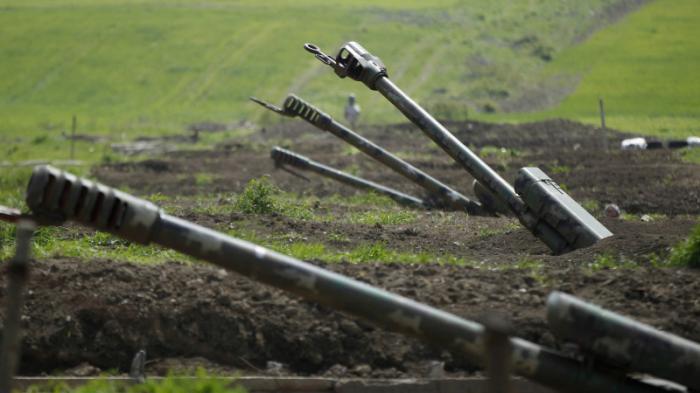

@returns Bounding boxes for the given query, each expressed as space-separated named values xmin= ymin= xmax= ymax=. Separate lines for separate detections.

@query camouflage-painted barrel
xmin=270 ymin=147 xmax=425 ymax=208
xmin=303 ymin=41 xmax=613 ymax=254
xmin=24 ymin=165 xmax=666 ymax=393
xmin=547 ymin=291 xmax=700 ymax=390
xmin=251 ymin=95 xmax=483 ymax=214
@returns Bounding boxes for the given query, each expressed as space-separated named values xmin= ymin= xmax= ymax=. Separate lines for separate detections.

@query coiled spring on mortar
xmin=283 ymin=95 xmax=323 ymax=124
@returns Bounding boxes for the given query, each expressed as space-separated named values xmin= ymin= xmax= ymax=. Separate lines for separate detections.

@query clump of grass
xmin=666 ymin=221 xmax=700 ymax=268
xmin=347 ymin=210 xmax=417 ymax=226
xmin=587 ymin=253 xmax=639 ymax=271
xmin=549 ymin=164 xmax=571 ymax=174
xmin=348 ymin=242 xmax=392 ymax=263
xmin=195 ymin=172 xmax=215 ymax=186
xmin=234 ymin=177 xmax=312 ymax=220
xmin=235 ymin=177 xmax=278 ymax=214
xmin=580 ymin=199 xmax=600 ymax=215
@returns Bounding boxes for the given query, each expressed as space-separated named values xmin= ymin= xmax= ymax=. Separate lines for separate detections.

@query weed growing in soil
xmin=234 ymin=177 xmax=312 ymax=219
xmin=666 ymin=221 xmax=700 ymax=268
xmin=235 ymin=177 xmax=277 ymax=214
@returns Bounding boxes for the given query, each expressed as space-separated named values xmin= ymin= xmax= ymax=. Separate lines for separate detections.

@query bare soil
xmin=3 ymin=118 xmax=699 ymax=377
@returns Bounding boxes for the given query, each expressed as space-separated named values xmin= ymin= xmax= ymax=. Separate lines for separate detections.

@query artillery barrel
xmin=304 ymin=41 xmax=613 ymax=254
xmin=278 ymin=95 xmax=483 ymax=214
xmin=270 ymin=147 xmax=425 ymax=208
xmin=25 ymin=165 xmax=669 ymax=393
xmin=547 ymin=291 xmax=700 ymax=390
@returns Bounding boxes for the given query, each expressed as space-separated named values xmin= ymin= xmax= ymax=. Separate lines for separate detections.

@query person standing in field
xmin=344 ymin=94 xmax=361 ymax=128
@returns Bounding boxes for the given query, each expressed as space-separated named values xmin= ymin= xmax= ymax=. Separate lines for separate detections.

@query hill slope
xmin=0 ymin=0 xmax=643 ymax=138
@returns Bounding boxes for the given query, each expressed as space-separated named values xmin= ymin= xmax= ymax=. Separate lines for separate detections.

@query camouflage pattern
xmin=547 ymin=291 xmax=700 ymax=390
xmin=270 ymin=147 xmax=425 ymax=208
xmin=304 ymin=41 xmax=613 ymax=255
xmin=251 ymin=95 xmax=484 ymax=214
xmin=24 ymin=166 xmax=668 ymax=393
xmin=0 ymin=219 xmax=35 ymax=393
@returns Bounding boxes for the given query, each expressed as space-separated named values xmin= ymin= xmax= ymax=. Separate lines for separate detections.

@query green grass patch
xmin=232 ymin=177 xmax=313 ymax=220
xmin=0 ymin=226 xmax=194 ymax=264
xmin=587 ymin=253 xmax=640 ymax=271
xmin=478 ymin=222 xmax=520 ymax=238
xmin=0 ymin=1 xmax=637 ymax=154
xmin=346 ymin=210 xmax=418 ymax=226
xmin=481 ymin=0 xmax=700 ymax=138
xmin=664 ymin=221 xmax=700 ymax=268
xmin=681 ymin=148 xmax=700 ymax=164
xmin=326 ymin=192 xmax=397 ymax=208
xmin=24 ymin=372 xmax=246 ymax=393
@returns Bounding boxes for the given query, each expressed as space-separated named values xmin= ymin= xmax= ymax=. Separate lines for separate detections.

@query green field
xmin=4 ymin=0 xmax=689 ymax=161
xmin=498 ymin=0 xmax=700 ymax=138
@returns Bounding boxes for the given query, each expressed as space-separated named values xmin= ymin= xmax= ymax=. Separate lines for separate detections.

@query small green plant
xmin=549 ymin=164 xmax=571 ymax=174
xmin=234 ymin=177 xmax=278 ymax=215
xmin=666 ymin=221 xmax=700 ymax=268
xmin=195 ymin=172 xmax=215 ymax=186
xmin=588 ymin=253 xmax=639 ymax=270
xmin=348 ymin=242 xmax=391 ymax=263
xmin=580 ymin=199 xmax=600 ymax=214
xmin=341 ymin=145 xmax=361 ymax=156
xmin=232 ymin=177 xmax=313 ymax=219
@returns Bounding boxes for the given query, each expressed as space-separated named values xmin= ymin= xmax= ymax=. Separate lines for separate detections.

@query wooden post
xmin=599 ymin=98 xmax=608 ymax=151
xmin=483 ymin=315 xmax=512 ymax=393
xmin=0 ymin=220 xmax=36 ymax=393
xmin=70 ymin=115 xmax=77 ymax=160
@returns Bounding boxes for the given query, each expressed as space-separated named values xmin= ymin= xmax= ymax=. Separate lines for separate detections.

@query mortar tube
xmin=271 ymin=147 xmax=425 ymax=209
xmin=373 ymin=77 xmax=569 ymax=253
xmin=280 ymin=95 xmax=484 ymax=214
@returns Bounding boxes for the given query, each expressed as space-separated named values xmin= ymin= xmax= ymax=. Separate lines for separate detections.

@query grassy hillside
xmin=1 ymin=1 xmax=626 ymax=142
xmin=496 ymin=0 xmax=700 ymax=138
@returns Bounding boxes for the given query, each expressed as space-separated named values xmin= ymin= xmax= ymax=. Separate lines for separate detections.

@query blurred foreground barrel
xmin=547 ymin=291 xmax=700 ymax=390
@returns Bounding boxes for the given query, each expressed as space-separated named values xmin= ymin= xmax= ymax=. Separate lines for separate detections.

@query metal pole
xmin=70 ymin=115 xmax=76 ymax=160
xmin=0 ymin=219 xmax=35 ymax=393
xmin=599 ymin=98 xmax=608 ymax=151
xmin=271 ymin=147 xmax=426 ymax=209
xmin=25 ymin=166 xmax=668 ymax=393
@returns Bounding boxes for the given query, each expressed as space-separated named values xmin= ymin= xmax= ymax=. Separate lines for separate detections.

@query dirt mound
xmin=5 ymin=258 xmax=699 ymax=377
